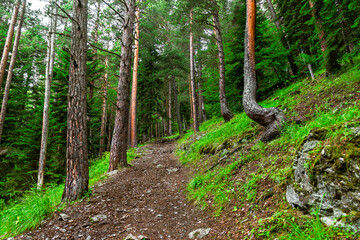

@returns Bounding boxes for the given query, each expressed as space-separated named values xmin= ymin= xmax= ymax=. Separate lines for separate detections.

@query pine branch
xmin=54 ymin=2 xmax=80 ymax=29
xmin=102 ymin=0 xmax=125 ymax=23
xmin=89 ymin=43 xmax=122 ymax=58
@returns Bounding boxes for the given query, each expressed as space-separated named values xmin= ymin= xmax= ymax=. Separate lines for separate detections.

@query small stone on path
xmin=124 ymin=234 xmax=149 ymax=240
xmin=107 ymin=170 xmax=118 ymax=177
xmin=167 ymin=167 xmax=179 ymax=173
xmin=59 ymin=213 xmax=70 ymax=221
xmin=90 ymin=214 xmax=107 ymax=222
xmin=189 ymin=228 xmax=212 ymax=239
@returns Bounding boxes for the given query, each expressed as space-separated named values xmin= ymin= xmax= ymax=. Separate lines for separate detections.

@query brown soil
xmin=16 ymin=140 xmax=218 ymax=240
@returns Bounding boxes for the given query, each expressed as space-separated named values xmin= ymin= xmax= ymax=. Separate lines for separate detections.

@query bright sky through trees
xmin=28 ymin=0 xmax=46 ymax=11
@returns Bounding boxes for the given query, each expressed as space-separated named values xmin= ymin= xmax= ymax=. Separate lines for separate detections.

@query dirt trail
xmin=17 ymin=140 xmax=216 ymax=240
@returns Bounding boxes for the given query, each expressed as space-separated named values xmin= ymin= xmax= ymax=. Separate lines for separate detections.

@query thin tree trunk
xmin=88 ymin=0 xmax=100 ymax=102
xmin=189 ymin=10 xmax=199 ymax=132
xmin=300 ymin=48 xmax=315 ymax=80
xmin=62 ymin=0 xmax=89 ymax=202
xmin=87 ymin=0 xmax=101 ymax=150
xmin=129 ymin=6 xmax=140 ymax=148
xmin=99 ymin=57 xmax=108 ymax=156
xmin=243 ymin=0 xmax=286 ymax=142
xmin=265 ymin=0 xmax=298 ymax=76
xmin=172 ymin=76 xmax=183 ymax=135
xmin=0 ymin=0 xmax=25 ymax=143
xmin=37 ymin=3 xmax=58 ymax=189
xmin=309 ymin=0 xmax=340 ymax=76
xmin=198 ymin=62 xmax=207 ymax=122
xmin=164 ymin=87 xmax=169 ymax=136
xmin=168 ymin=78 xmax=172 ymax=136
xmin=197 ymin=62 xmax=206 ymax=123
xmin=0 ymin=0 xmax=20 ymax=89
xmin=188 ymin=75 xmax=193 ymax=123
xmin=107 ymin=107 xmax=113 ymax=151
xmin=155 ymin=121 xmax=158 ymax=139
xmin=109 ymin=0 xmax=135 ymax=171
xmin=212 ymin=6 xmax=233 ymax=122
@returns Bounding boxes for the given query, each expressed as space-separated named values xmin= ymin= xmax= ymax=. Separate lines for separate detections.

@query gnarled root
xmin=260 ymin=107 xmax=287 ymax=142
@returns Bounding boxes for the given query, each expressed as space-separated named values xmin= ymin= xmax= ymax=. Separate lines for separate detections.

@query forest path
xmin=19 ymin=140 xmax=216 ymax=240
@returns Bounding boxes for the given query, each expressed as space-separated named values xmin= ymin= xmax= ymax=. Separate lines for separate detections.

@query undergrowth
xmin=0 ymin=148 xmax=141 ymax=239
xmin=177 ymin=65 xmax=360 ymax=239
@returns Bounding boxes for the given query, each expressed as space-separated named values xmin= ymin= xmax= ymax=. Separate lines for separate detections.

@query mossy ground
xmin=176 ymin=65 xmax=360 ymax=239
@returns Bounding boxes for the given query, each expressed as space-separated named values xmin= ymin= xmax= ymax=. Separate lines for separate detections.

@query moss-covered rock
xmin=286 ymin=125 xmax=360 ymax=231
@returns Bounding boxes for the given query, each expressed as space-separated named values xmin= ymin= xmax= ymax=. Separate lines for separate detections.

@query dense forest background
xmin=0 ymin=0 xmax=359 ymax=205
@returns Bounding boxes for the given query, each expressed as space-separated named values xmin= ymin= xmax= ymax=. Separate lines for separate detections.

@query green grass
xmin=0 ymin=148 xmax=142 ymax=239
xmin=177 ymin=65 xmax=360 ymax=239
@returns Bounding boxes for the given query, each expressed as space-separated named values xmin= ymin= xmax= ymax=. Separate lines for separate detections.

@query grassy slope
xmin=177 ymin=64 xmax=360 ymax=239
xmin=0 ymin=148 xmax=141 ymax=239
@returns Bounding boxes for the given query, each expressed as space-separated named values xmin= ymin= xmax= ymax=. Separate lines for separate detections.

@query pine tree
xmin=62 ymin=0 xmax=89 ymax=202
xmin=0 ymin=0 xmax=26 ymax=143
xmin=109 ymin=0 xmax=136 ymax=171
xmin=0 ymin=0 xmax=20 ymax=89
xmin=37 ymin=2 xmax=58 ymax=189
xmin=243 ymin=0 xmax=286 ymax=142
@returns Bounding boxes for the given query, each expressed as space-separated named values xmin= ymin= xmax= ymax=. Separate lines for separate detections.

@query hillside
xmin=176 ymin=64 xmax=360 ymax=239
xmin=0 ymin=64 xmax=359 ymax=239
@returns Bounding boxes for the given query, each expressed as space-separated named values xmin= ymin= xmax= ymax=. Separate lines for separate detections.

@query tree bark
xmin=37 ymin=3 xmax=58 ymax=189
xmin=212 ymin=5 xmax=233 ymax=122
xmin=189 ymin=10 xmax=199 ymax=132
xmin=109 ymin=0 xmax=135 ymax=171
xmin=0 ymin=0 xmax=20 ymax=90
xmin=62 ymin=0 xmax=89 ymax=202
xmin=99 ymin=57 xmax=108 ymax=156
xmin=172 ymin=76 xmax=183 ymax=136
xmin=0 ymin=0 xmax=25 ymax=143
xmin=243 ymin=0 xmax=286 ymax=142
xmin=265 ymin=0 xmax=298 ymax=76
xmin=129 ymin=6 xmax=140 ymax=148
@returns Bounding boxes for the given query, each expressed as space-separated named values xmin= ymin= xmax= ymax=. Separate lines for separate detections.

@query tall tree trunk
xmin=265 ymin=0 xmax=298 ymax=76
xmin=189 ymin=10 xmax=199 ymax=132
xmin=87 ymin=0 xmax=101 ymax=150
xmin=168 ymin=78 xmax=172 ymax=136
xmin=212 ymin=5 xmax=233 ymax=122
xmin=99 ymin=57 xmax=108 ymax=156
xmin=309 ymin=0 xmax=340 ymax=76
xmin=88 ymin=0 xmax=100 ymax=102
xmin=188 ymin=75 xmax=193 ymax=124
xmin=0 ymin=0 xmax=25 ymax=143
xmin=0 ymin=0 xmax=20 ymax=89
xmin=197 ymin=62 xmax=206 ymax=123
xmin=62 ymin=0 xmax=89 ymax=202
xmin=37 ymin=3 xmax=58 ymax=189
xmin=107 ymin=107 xmax=113 ymax=151
xmin=243 ymin=0 xmax=286 ymax=142
xmin=155 ymin=121 xmax=158 ymax=139
xmin=129 ymin=6 xmax=140 ymax=148
xmin=109 ymin=0 xmax=135 ymax=171
xmin=172 ymin=76 xmax=183 ymax=135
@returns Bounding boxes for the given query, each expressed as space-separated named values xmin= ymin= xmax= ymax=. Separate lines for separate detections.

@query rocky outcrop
xmin=286 ymin=125 xmax=360 ymax=231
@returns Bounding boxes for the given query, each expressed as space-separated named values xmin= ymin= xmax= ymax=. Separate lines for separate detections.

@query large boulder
xmin=286 ymin=125 xmax=360 ymax=231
